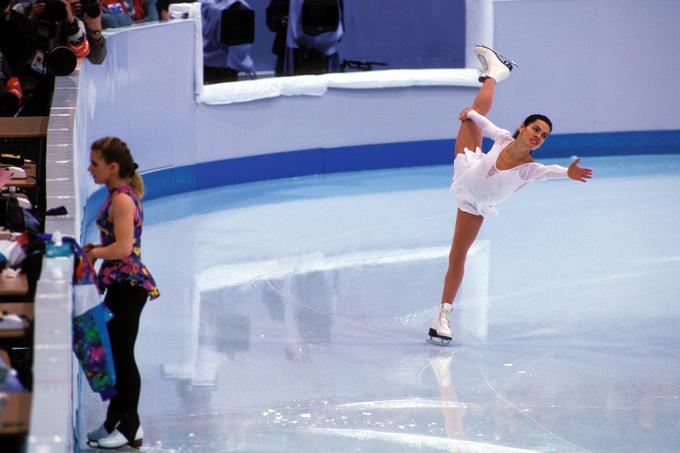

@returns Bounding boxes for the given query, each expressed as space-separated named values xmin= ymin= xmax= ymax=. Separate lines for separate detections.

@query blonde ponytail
xmin=130 ymin=170 xmax=145 ymax=199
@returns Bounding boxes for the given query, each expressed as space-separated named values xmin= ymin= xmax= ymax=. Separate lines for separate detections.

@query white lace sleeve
xmin=519 ymin=163 xmax=569 ymax=181
xmin=466 ymin=110 xmax=511 ymax=141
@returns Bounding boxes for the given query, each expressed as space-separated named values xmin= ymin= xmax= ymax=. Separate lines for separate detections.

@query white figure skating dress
xmin=452 ymin=110 xmax=569 ymax=217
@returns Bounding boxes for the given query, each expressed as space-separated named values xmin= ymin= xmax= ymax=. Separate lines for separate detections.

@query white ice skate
xmin=427 ymin=303 xmax=453 ymax=346
xmin=474 ymin=44 xmax=518 ymax=83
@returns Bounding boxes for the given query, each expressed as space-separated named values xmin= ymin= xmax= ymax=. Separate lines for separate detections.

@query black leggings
xmin=103 ymin=282 xmax=148 ymax=439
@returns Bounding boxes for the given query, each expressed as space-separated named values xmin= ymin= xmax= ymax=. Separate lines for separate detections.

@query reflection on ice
xmin=162 ymin=243 xmax=491 ymax=386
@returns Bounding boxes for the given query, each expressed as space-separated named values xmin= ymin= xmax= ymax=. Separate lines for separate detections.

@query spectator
xmin=67 ymin=0 xmax=107 ymax=64
xmin=156 ymin=0 xmax=188 ymax=20
xmin=0 ymin=0 xmax=34 ymax=115
xmin=101 ymin=0 xmax=158 ymax=29
xmin=2 ymin=0 xmax=90 ymax=115
xmin=0 ymin=0 xmax=35 ymax=75
xmin=265 ymin=0 xmax=288 ymax=76
xmin=201 ymin=0 xmax=254 ymax=84
xmin=84 ymin=137 xmax=160 ymax=449
xmin=0 ymin=53 xmax=25 ymax=116
xmin=284 ymin=0 xmax=344 ymax=75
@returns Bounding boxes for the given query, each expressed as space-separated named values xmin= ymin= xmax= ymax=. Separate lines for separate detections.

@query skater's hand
xmin=458 ymin=108 xmax=473 ymax=122
xmin=83 ymin=243 xmax=100 ymax=262
xmin=567 ymin=158 xmax=593 ymax=182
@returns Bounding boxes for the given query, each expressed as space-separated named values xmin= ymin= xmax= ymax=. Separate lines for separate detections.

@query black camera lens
xmin=82 ymin=0 xmax=101 ymax=18
xmin=47 ymin=46 xmax=77 ymax=76
xmin=42 ymin=0 xmax=68 ymax=22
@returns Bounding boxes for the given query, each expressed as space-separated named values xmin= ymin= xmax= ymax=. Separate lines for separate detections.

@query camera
xmin=32 ymin=0 xmax=81 ymax=76
xmin=81 ymin=0 xmax=101 ymax=19
xmin=38 ymin=0 xmax=100 ymax=21
xmin=301 ymin=0 xmax=340 ymax=36
xmin=219 ymin=2 xmax=255 ymax=46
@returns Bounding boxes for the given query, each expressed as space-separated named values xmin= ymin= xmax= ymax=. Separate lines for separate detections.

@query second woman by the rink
xmin=84 ymin=136 xmax=159 ymax=449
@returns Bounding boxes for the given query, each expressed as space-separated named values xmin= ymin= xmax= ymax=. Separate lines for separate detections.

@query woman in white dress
xmin=429 ymin=45 xmax=593 ymax=344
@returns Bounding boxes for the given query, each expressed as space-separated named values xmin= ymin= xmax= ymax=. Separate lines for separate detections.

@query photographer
xmin=0 ymin=51 xmax=25 ymax=116
xmin=201 ymin=0 xmax=255 ymax=84
xmin=285 ymin=0 xmax=344 ymax=75
xmin=28 ymin=0 xmax=91 ymax=64
xmin=265 ymin=0 xmax=288 ymax=76
xmin=6 ymin=0 xmax=91 ymax=115
xmin=66 ymin=0 xmax=106 ymax=64
xmin=0 ymin=0 xmax=35 ymax=115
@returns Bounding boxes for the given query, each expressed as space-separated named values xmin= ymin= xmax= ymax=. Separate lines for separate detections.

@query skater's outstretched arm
xmin=520 ymin=158 xmax=593 ymax=182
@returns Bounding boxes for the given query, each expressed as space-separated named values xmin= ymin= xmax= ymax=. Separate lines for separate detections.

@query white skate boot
xmin=428 ymin=303 xmax=453 ymax=345
xmin=474 ymin=44 xmax=518 ymax=83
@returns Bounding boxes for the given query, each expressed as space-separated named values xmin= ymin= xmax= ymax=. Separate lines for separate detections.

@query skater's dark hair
xmin=513 ymin=114 xmax=553 ymax=139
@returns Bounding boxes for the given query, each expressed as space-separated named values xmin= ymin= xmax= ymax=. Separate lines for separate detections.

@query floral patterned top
xmin=96 ymin=185 xmax=160 ymax=300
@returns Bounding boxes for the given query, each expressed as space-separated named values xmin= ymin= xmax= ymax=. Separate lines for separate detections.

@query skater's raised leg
xmin=454 ymin=77 xmax=496 ymax=157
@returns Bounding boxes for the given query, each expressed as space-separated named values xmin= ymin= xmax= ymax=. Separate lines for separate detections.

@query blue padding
xmin=144 ymin=165 xmax=198 ymax=198
xmin=85 ymin=129 xmax=680 ymax=210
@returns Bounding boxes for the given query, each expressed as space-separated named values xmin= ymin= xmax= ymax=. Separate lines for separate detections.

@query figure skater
xmin=84 ymin=137 xmax=160 ymax=448
xmin=428 ymin=45 xmax=592 ymax=345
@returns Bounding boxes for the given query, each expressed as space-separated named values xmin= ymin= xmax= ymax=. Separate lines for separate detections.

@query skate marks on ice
xmin=476 ymin=365 xmax=588 ymax=453
xmin=307 ymin=427 xmax=539 ymax=453
xmin=337 ymin=398 xmax=470 ymax=411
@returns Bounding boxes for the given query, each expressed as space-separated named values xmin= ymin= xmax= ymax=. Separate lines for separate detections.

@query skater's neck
xmin=506 ymin=140 xmax=532 ymax=158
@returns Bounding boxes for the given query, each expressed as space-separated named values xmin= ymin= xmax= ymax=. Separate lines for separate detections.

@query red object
xmin=5 ymin=77 xmax=23 ymax=104
xmin=70 ymin=37 xmax=91 ymax=59
xmin=132 ymin=0 xmax=146 ymax=20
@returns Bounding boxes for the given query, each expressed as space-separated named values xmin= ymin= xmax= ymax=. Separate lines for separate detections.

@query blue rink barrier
xmin=82 ymin=126 xmax=680 ymax=235
xmin=141 ymin=129 xmax=680 ymax=201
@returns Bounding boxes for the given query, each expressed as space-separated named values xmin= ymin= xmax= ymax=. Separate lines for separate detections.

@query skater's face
xmin=88 ymin=149 xmax=119 ymax=185
xmin=518 ymin=119 xmax=551 ymax=151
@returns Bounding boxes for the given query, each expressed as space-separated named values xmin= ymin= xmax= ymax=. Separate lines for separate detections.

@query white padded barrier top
xmin=199 ymin=68 xmax=481 ymax=105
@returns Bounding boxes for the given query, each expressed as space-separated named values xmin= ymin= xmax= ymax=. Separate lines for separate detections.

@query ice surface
xmin=79 ymin=155 xmax=680 ymax=452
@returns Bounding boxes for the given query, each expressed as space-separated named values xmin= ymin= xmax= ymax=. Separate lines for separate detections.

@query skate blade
xmin=427 ymin=337 xmax=451 ymax=346
xmin=474 ymin=43 xmax=519 ymax=67
xmin=427 ymin=328 xmax=451 ymax=346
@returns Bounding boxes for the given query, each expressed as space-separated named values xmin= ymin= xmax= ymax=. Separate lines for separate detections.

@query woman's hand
xmin=68 ymin=0 xmax=82 ymax=17
xmin=458 ymin=108 xmax=473 ymax=122
xmin=84 ymin=243 xmax=100 ymax=262
xmin=567 ymin=158 xmax=593 ymax=182
xmin=29 ymin=2 xmax=46 ymax=21
xmin=59 ymin=0 xmax=76 ymax=23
